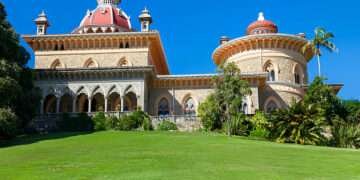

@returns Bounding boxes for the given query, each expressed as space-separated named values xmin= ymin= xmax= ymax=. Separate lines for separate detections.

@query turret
xmin=139 ymin=7 xmax=152 ymax=32
xmin=34 ymin=11 xmax=50 ymax=35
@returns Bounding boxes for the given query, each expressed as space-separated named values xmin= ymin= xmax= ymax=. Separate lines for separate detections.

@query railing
xmin=151 ymin=115 xmax=201 ymax=132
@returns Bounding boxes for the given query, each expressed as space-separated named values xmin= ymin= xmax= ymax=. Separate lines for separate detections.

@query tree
xmin=213 ymin=62 xmax=252 ymax=136
xmin=0 ymin=3 xmax=40 ymax=136
xmin=303 ymin=27 xmax=337 ymax=76
xmin=198 ymin=94 xmax=222 ymax=131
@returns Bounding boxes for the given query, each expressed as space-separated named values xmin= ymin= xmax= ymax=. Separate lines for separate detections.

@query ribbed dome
xmin=247 ymin=12 xmax=278 ymax=35
xmin=73 ymin=0 xmax=131 ymax=34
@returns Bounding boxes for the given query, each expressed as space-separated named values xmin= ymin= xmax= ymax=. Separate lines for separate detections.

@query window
xmin=184 ymin=97 xmax=196 ymax=116
xmin=294 ymin=65 xmax=302 ymax=84
xmin=264 ymin=63 xmax=276 ymax=82
xmin=158 ymin=98 xmax=170 ymax=116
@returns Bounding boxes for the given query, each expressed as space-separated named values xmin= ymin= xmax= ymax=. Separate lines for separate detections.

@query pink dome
xmin=73 ymin=1 xmax=132 ymax=34
xmin=246 ymin=12 xmax=278 ymax=35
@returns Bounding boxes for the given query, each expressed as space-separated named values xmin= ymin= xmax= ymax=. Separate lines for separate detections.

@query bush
xmin=157 ymin=120 xmax=177 ymax=131
xmin=0 ymin=108 xmax=18 ymax=138
xmin=198 ymin=94 xmax=222 ymax=131
xmin=114 ymin=110 xmax=153 ymax=131
xmin=59 ymin=113 xmax=93 ymax=132
xmin=92 ymin=112 xmax=106 ymax=131
xmin=331 ymin=120 xmax=360 ymax=149
xmin=105 ymin=116 xmax=119 ymax=130
xmin=250 ymin=111 xmax=269 ymax=138
xmin=142 ymin=117 xmax=153 ymax=131
xmin=224 ymin=113 xmax=251 ymax=136
xmin=117 ymin=115 xmax=138 ymax=131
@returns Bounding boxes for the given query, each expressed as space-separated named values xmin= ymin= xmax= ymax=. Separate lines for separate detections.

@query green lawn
xmin=0 ymin=131 xmax=359 ymax=180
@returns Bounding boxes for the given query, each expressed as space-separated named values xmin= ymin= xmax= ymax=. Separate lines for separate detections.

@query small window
xmin=158 ymin=98 xmax=170 ymax=116
xmin=184 ymin=97 xmax=196 ymax=116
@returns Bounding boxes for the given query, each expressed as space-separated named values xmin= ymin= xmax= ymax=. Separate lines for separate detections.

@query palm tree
xmin=303 ymin=27 xmax=337 ymax=76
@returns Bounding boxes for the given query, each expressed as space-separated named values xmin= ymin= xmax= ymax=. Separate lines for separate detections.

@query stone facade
xmin=23 ymin=2 xmax=317 ymax=123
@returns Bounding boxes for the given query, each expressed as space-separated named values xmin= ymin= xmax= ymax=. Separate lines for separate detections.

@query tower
xmin=139 ymin=8 xmax=152 ymax=32
xmin=34 ymin=11 xmax=50 ymax=35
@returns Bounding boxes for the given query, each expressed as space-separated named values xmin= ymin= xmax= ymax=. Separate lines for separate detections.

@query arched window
xmin=294 ymin=64 xmax=303 ymax=84
xmin=184 ymin=97 xmax=196 ymax=116
xmin=84 ymin=59 xmax=97 ymax=68
xmin=243 ymin=103 xmax=248 ymax=114
xmin=158 ymin=98 xmax=170 ymax=116
xmin=266 ymin=100 xmax=278 ymax=113
xmin=50 ymin=59 xmax=62 ymax=69
xmin=264 ymin=62 xmax=276 ymax=82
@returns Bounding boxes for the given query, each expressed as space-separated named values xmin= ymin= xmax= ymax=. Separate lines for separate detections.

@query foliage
xmin=343 ymin=100 xmax=360 ymax=123
xmin=303 ymin=27 xmax=337 ymax=75
xmin=105 ymin=116 xmax=120 ymax=130
xmin=199 ymin=63 xmax=251 ymax=135
xmin=250 ymin=111 xmax=269 ymax=138
xmin=92 ymin=112 xmax=107 ymax=131
xmin=268 ymin=102 xmax=326 ymax=145
xmin=330 ymin=116 xmax=360 ymax=149
xmin=0 ymin=3 xmax=40 ymax=135
xmin=59 ymin=113 xmax=93 ymax=132
xmin=116 ymin=110 xmax=153 ymax=131
xmin=303 ymin=76 xmax=347 ymax=125
xmin=157 ymin=120 xmax=178 ymax=131
xmin=198 ymin=94 xmax=222 ymax=131
xmin=0 ymin=108 xmax=18 ymax=138
xmin=224 ymin=113 xmax=251 ymax=136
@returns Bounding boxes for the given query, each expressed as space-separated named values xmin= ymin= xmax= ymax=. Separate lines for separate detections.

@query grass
xmin=0 ymin=131 xmax=360 ymax=180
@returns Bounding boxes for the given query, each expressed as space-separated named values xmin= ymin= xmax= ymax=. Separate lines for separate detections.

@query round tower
xmin=212 ymin=12 xmax=314 ymax=111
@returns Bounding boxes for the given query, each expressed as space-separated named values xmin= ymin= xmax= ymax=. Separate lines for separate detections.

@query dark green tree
xmin=213 ymin=62 xmax=252 ymax=136
xmin=0 ymin=3 xmax=41 ymax=137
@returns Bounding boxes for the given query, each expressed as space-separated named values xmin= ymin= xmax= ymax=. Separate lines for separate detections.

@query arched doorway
xmin=91 ymin=93 xmax=105 ymax=112
xmin=158 ymin=98 xmax=170 ymax=116
xmin=76 ymin=93 xmax=88 ymax=113
xmin=108 ymin=92 xmax=121 ymax=112
xmin=60 ymin=94 xmax=73 ymax=113
xmin=44 ymin=94 xmax=57 ymax=114
xmin=124 ymin=92 xmax=137 ymax=111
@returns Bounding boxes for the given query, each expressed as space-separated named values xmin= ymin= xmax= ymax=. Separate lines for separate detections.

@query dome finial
xmin=258 ymin=12 xmax=265 ymax=21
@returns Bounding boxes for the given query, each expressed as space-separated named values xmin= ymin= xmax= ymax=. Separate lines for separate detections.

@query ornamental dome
xmin=246 ymin=12 xmax=278 ymax=35
xmin=73 ymin=0 xmax=131 ymax=34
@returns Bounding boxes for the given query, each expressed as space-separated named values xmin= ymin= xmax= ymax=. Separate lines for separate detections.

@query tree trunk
xmin=317 ymin=55 xmax=321 ymax=77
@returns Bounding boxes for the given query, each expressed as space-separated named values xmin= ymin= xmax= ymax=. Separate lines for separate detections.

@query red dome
xmin=73 ymin=3 xmax=131 ymax=34
xmin=246 ymin=13 xmax=278 ymax=35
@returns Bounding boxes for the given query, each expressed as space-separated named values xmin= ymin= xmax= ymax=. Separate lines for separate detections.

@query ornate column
xmin=40 ymin=99 xmax=44 ymax=115
xmin=104 ymin=96 xmax=108 ymax=113
xmin=56 ymin=97 xmax=60 ymax=113
xmin=88 ymin=97 xmax=92 ymax=113
xmin=72 ymin=97 xmax=77 ymax=113
xmin=121 ymin=96 xmax=124 ymax=112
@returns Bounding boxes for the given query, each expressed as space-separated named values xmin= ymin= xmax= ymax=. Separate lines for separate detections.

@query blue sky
xmin=2 ymin=0 xmax=360 ymax=100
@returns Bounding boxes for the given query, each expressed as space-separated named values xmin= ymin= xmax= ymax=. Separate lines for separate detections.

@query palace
xmin=23 ymin=0 xmax=340 ymax=127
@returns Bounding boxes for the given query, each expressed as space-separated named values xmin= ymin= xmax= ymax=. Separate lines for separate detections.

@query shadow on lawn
xmin=0 ymin=131 xmax=93 ymax=148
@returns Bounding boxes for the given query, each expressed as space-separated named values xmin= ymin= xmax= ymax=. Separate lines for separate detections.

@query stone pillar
xmin=121 ymin=96 xmax=124 ymax=112
xmin=40 ymin=99 xmax=44 ymax=115
xmin=88 ymin=97 xmax=92 ymax=113
xmin=56 ymin=97 xmax=61 ymax=113
xmin=137 ymin=95 xmax=142 ymax=111
xmin=72 ymin=98 xmax=77 ymax=113
xmin=104 ymin=97 xmax=108 ymax=113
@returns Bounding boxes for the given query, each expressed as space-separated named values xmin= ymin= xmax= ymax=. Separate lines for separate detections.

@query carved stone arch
xmin=117 ymin=57 xmax=132 ymax=67
xmin=182 ymin=93 xmax=197 ymax=115
xmin=263 ymin=60 xmax=278 ymax=81
xmin=60 ymin=86 xmax=75 ymax=97
xmin=155 ymin=96 xmax=172 ymax=116
xmin=90 ymin=85 xmax=105 ymax=98
xmin=123 ymin=85 xmax=137 ymax=96
xmin=76 ymin=86 xmax=90 ymax=97
xmin=106 ymin=85 xmax=120 ymax=98
xmin=264 ymin=96 xmax=281 ymax=113
xmin=83 ymin=58 xmax=99 ymax=68
xmin=50 ymin=59 xmax=66 ymax=69
xmin=292 ymin=63 xmax=304 ymax=84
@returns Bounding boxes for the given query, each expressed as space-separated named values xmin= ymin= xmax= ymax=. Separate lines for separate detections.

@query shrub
xmin=59 ymin=113 xmax=93 ymax=132
xmin=105 ymin=116 xmax=119 ymax=130
xmin=224 ymin=113 xmax=251 ymax=136
xmin=0 ymin=108 xmax=18 ymax=138
xmin=158 ymin=120 xmax=177 ymax=131
xmin=117 ymin=115 xmax=138 ymax=131
xmin=142 ymin=117 xmax=153 ymax=131
xmin=331 ymin=119 xmax=360 ymax=149
xmin=250 ymin=111 xmax=269 ymax=138
xmin=198 ymin=94 xmax=222 ymax=131
xmin=92 ymin=112 xmax=107 ymax=131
